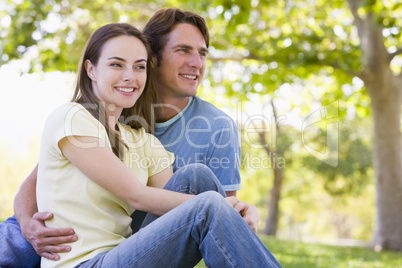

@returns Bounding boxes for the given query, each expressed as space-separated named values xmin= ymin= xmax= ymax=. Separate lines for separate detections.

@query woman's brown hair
xmin=72 ymin=23 xmax=157 ymax=160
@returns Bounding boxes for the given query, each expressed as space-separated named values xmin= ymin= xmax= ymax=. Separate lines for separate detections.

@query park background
xmin=1 ymin=0 xmax=402 ymax=266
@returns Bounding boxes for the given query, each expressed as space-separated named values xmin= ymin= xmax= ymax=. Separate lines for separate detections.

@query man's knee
xmin=177 ymin=164 xmax=221 ymax=191
xmin=194 ymin=191 xmax=225 ymax=210
xmin=176 ymin=163 xmax=209 ymax=175
xmin=181 ymin=164 xmax=219 ymax=183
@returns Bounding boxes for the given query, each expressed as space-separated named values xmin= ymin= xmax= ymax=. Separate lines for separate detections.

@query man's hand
xmin=22 ymin=212 xmax=77 ymax=261
xmin=224 ymin=196 xmax=240 ymax=208
xmin=234 ymin=202 xmax=259 ymax=233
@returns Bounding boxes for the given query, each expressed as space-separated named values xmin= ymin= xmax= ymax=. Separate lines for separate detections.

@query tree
xmin=240 ymin=100 xmax=290 ymax=236
xmin=346 ymin=0 xmax=402 ymax=251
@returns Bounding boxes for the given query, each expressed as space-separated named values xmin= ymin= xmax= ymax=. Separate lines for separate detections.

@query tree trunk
xmin=260 ymin=102 xmax=284 ymax=236
xmin=264 ymin=165 xmax=283 ymax=236
xmin=368 ymin=75 xmax=402 ymax=251
xmin=348 ymin=0 xmax=402 ymax=251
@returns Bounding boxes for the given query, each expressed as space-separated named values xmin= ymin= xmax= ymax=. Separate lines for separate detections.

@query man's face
xmin=154 ymin=23 xmax=208 ymax=103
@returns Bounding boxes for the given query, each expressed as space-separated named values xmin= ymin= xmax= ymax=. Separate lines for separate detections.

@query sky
xmin=0 ymin=60 xmax=75 ymax=152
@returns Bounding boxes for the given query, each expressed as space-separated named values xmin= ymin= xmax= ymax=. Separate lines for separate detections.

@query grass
xmin=196 ymin=236 xmax=402 ymax=267
xmin=1 ymin=219 xmax=400 ymax=268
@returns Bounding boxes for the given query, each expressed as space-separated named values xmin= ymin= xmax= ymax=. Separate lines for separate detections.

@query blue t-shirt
xmin=154 ymin=96 xmax=241 ymax=191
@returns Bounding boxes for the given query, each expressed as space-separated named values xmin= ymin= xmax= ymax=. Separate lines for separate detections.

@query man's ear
xmin=85 ymin=60 xmax=96 ymax=81
xmin=151 ymin=55 xmax=158 ymax=68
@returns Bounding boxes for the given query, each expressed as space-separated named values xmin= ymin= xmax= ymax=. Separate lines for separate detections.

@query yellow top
xmin=37 ymin=103 xmax=175 ymax=267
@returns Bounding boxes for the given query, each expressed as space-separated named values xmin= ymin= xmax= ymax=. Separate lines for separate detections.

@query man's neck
xmin=155 ymin=96 xmax=190 ymax=123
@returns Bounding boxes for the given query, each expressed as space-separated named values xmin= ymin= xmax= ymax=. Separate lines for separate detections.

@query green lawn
xmin=196 ymin=236 xmax=402 ymax=267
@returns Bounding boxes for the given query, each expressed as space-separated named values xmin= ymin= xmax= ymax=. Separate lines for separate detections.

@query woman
xmin=36 ymin=23 xmax=281 ymax=267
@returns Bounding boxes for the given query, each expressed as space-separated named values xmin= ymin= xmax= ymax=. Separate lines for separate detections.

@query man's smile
xmin=180 ymin=74 xmax=197 ymax=80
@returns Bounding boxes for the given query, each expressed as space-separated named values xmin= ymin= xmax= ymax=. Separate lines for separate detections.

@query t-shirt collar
xmin=155 ymin=97 xmax=194 ymax=128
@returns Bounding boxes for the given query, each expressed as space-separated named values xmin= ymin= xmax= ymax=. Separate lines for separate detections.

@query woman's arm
xmin=59 ymin=136 xmax=192 ymax=216
xmin=147 ymin=166 xmax=173 ymax=189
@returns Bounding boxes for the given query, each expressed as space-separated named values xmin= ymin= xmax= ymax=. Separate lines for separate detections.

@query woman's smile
xmin=116 ymin=86 xmax=136 ymax=93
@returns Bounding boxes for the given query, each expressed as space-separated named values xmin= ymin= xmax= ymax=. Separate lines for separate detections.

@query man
xmin=0 ymin=8 xmax=259 ymax=267
xmin=143 ymin=8 xmax=241 ymax=196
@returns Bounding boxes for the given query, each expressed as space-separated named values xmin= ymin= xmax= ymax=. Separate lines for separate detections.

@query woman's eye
xmin=135 ymin=65 xmax=146 ymax=70
xmin=111 ymin=63 xmax=122 ymax=67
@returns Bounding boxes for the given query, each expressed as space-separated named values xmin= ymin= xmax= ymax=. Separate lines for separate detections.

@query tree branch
xmin=248 ymin=120 xmax=273 ymax=156
xmin=208 ymin=53 xmax=261 ymax=62
xmin=347 ymin=0 xmax=389 ymax=72
xmin=270 ymin=100 xmax=281 ymax=135
xmin=389 ymin=48 xmax=402 ymax=60
xmin=347 ymin=0 xmax=364 ymax=32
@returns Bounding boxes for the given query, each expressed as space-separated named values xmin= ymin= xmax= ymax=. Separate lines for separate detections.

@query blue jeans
xmin=0 ymin=215 xmax=41 ymax=268
xmin=79 ymin=164 xmax=281 ymax=267
xmin=131 ymin=162 xmax=228 ymax=233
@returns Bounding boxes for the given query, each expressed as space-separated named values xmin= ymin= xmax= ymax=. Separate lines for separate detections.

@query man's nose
xmin=188 ymin=53 xmax=202 ymax=69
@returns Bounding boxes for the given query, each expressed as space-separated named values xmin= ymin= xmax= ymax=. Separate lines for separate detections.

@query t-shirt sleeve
xmin=43 ymin=103 xmax=109 ymax=155
xmin=207 ymin=116 xmax=242 ymax=192
xmin=143 ymin=132 xmax=175 ymax=177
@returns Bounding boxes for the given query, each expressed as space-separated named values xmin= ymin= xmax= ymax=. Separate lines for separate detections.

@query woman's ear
xmin=85 ymin=60 xmax=96 ymax=81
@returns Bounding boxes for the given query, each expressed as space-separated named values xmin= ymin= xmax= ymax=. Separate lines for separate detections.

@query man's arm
xmin=225 ymin=190 xmax=237 ymax=197
xmin=211 ymin=117 xmax=259 ymax=233
xmin=14 ymin=163 xmax=77 ymax=261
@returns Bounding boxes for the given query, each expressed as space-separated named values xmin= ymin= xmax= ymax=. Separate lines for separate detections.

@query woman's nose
xmin=123 ymin=68 xmax=135 ymax=81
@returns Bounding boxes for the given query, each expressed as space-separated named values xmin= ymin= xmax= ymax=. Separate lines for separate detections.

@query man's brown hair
xmin=143 ymin=8 xmax=210 ymax=65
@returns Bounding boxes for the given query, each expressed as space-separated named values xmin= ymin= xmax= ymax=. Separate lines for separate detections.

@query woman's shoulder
xmin=45 ymin=102 xmax=76 ymax=121
xmin=46 ymin=102 xmax=100 ymax=130
xmin=49 ymin=102 xmax=87 ymax=118
xmin=119 ymin=124 xmax=148 ymax=139
xmin=119 ymin=124 xmax=145 ymax=135
xmin=119 ymin=125 xmax=163 ymax=147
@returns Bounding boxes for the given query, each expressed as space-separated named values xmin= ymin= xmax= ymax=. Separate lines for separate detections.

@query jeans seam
xmin=176 ymin=186 xmax=198 ymax=195
xmin=209 ymin=229 xmax=237 ymax=267
xmin=126 ymin=222 xmax=193 ymax=268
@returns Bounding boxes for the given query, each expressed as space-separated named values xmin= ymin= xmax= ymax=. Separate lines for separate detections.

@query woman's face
xmin=86 ymin=35 xmax=148 ymax=116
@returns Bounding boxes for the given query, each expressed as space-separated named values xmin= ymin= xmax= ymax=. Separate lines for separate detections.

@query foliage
xmin=0 ymin=0 xmax=185 ymax=72
xmin=238 ymin=122 xmax=375 ymax=241
xmin=0 ymin=140 xmax=40 ymax=221
xmin=302 ymin=116 xmax=373 ymax=196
